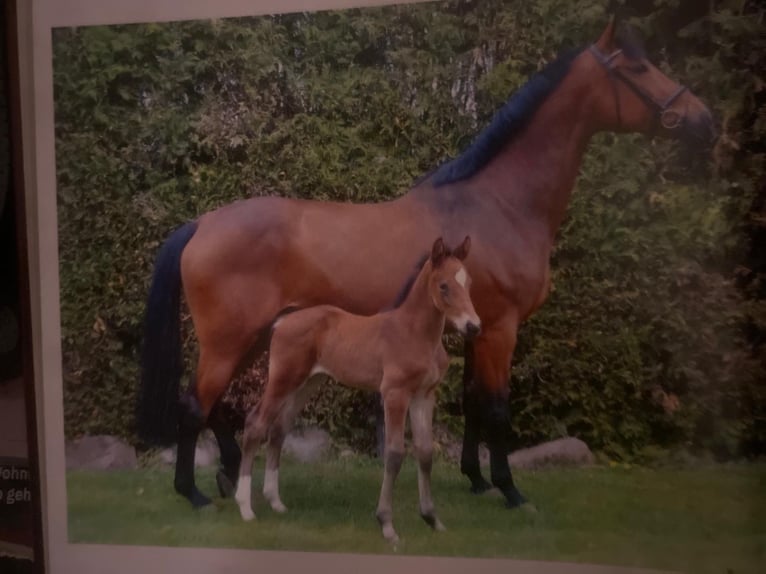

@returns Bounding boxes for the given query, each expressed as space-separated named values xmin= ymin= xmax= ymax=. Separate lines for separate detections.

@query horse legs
xmin=409 ymin=390 xmax=445 ymax=532
xmin=174 ymin=386 xmax=210 ymax=508
xmin=262 ymin=377 xmax=323 ymax=513
xmin=471 ymin=326 xmax=528 ymax=509
xmin=174 ymin=349 xmax=241 ymax=508
xmin=375 ymin=386 xmax=411 ymax=545
xmin=208 ymin=402 xmax=241 ymax=498
xmin=460 ymin=340 xmax=492 ymax=494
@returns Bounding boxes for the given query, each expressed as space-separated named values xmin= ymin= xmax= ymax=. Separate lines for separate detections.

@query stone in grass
xmin=508 ymin=437 xmax=595 ymax=470
xmin=65 ymin=435 xmax=137 ymax=471
xmin=283 ymin=427 xmax=331 ymax=463
xmin=157 ymin=427 xmax=331 ymax=467
xmin=157 ymin=432 xmax=219 ymax=468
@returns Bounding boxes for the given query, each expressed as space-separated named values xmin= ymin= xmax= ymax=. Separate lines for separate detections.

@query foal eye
xmin=439 ymin=283 xmax=448 ymax=293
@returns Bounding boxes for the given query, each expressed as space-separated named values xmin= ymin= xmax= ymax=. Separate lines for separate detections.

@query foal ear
xmin=595 ymin=15 xmax=618 ymax=52
xmin=431 ymin=237 xmax=447 ymax=267
xmin=452 ymin=235 xmax=471 ymax=261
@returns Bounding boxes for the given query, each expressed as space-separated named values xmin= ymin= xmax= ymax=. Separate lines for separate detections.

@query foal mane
xmin=384 ymin=253 xmax=430 ymax=311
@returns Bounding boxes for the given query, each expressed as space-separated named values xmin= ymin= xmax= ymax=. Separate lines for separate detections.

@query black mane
xmin=429 ymin=47 xmax=582 ymax=187
xmin=384 ymin=253 xmax=429 ymax=310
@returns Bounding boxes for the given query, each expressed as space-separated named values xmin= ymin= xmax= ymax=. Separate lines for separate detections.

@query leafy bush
xmin=54 ymin=0 xmax=765 ymax=460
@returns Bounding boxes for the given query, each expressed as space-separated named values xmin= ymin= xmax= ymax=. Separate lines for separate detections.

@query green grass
xmin=67 ymin=458 xmax=765 ymax=573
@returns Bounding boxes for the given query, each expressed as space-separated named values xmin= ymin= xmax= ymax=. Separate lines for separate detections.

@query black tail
xmin=136 ymin=221 xmax=198 ymax=446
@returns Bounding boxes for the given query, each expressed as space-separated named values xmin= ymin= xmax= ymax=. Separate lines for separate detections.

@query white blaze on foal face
xmin=455 ymin=267 xmax=467 ymax=288
xmin=439 ymin=262 xmax=480 ymax=335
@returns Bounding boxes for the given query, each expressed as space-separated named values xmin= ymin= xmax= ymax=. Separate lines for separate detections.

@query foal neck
xmin=393 ymin=263 xmax=445 ymax=342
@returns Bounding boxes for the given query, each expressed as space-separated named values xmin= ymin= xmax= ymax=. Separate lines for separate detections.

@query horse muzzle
xmin=682 ymin=109 xmax=718 ymax=151
xmin=464 ymin=321 xmax=482 ymax=339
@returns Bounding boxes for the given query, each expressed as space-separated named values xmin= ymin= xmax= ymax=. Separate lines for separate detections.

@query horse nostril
xmin=465 ymin=323 xmax=481 ymax=338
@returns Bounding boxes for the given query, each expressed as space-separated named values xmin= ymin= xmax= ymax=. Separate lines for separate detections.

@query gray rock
xmin=156 ymin=432 xmax=219 ymax=468
xmin=66 ymin=435 xmax=137 ymax=470
xmin=508 ymin=437 xmax=595 ymax=470
xmin=283 ymin=427 xmax=331 ymax=463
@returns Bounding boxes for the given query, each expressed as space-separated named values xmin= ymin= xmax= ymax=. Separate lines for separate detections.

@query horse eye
xmin=439 ymin=283 xmax=448 ymax=293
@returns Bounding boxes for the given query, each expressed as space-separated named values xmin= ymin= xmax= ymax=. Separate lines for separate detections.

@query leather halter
xmin=588 ymin=44 xmax=688 ymax=131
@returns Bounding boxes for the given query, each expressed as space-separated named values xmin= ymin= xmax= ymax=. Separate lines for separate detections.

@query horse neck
xmin=473 ymin=68 xmax=600 ymax=242
xmin=393 ymin=264 xmax=445 ymax=342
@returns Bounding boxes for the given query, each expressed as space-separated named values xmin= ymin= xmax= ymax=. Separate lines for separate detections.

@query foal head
xmin=584 ymin=17 xmax=716 ymax=147
xmin=428 ymin=236 xmax=481 ymax=338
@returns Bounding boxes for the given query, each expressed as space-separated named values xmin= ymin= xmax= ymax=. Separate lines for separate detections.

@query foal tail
xmin=136 ymin=221 xmax=198 ymax=446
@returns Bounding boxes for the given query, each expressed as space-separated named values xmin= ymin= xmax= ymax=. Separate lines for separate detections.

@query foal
xmin=235 ymin=236 xmax=481 ymax=544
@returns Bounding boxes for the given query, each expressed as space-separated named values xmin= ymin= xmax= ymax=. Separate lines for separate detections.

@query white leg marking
xmin=235 ymin=476 xmax=255 ymax=521
xmin=263 ymin=468 xmax=287 ymax=513
xmin=455 ymin=267 xmax=467 ymax=287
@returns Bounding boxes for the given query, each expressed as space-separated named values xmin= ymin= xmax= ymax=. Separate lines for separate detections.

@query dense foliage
xmin=53 ymin=0 xmax=765 ymax=461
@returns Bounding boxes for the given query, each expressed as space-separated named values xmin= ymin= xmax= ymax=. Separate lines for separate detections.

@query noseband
xmin=589 ymin=44 xmax=687 ymax=131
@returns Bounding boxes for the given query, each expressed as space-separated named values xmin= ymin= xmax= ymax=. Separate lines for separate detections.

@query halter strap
xmin=589 ymin=44 xmax=688 ymax=131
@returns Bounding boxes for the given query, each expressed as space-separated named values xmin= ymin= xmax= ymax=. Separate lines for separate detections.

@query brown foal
xmin=235 ymin=237 xmax=480 ymax=544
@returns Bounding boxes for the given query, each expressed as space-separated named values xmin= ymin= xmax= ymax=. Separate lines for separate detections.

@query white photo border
xmin=18 ymin=1 xmax=673 ymax=572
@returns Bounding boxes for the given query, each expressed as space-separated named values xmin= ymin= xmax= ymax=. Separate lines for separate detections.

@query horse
xmin=136 ymin=17 xmax=716 ymax=510
xmin=234 ymin=236 xmax=478 ymax=544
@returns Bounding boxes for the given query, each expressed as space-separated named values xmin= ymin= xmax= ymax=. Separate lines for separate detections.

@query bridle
xmin=588 ymin=44 xmax=688 ymax=132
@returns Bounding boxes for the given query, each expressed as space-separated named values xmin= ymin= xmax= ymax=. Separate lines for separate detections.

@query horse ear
xmin=452 ymin=235 xmax=471 ymax=261
xmin=431 ymin=237 xmax=447 ymax=267
xmin=595 ymin=15 xmax=618 ymax=52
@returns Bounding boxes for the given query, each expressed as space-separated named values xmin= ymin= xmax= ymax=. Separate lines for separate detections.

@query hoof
xmin=381 ymin=524 xmax=399 ymax=546
xmin=420 ymin=512 xmax=446 ymax=531
xmin=216 ymin=470 xmax=235 ymax=498
xmin=186 ymin=489 xmax=213 ymax=509
xmin=469 ymin=477 xmax=493 ymax=494
xmin=519 ymin=501 xmax=538 ymax=514
xmin=503 ymin=490 xmax=529 ymax=509
xmin=270 ymin=500 xmax=288 ymax=514
xmin=239 ymin=507 xmax=256 ymax=522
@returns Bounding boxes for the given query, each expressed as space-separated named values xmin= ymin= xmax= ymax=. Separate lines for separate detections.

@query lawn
xmin=66 ymin=457 xmax=765 ymax=573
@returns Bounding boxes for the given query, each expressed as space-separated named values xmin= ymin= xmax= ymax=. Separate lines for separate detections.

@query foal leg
xmin=235 ymin=407 xmax=269 ymax=521
xmin=263 ymin=377 xmax=322 ymax=513
xmin=376 ymin=387 xmax=411 ymax=545
xmin=235 ymin=396 xmax=288 ymax=521
xmin=409 ymin=390 xmax=445 ymax=531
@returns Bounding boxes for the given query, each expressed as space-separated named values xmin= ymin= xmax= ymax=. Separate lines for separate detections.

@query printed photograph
xmin=53 ymin=0 xmax=763 ymax=571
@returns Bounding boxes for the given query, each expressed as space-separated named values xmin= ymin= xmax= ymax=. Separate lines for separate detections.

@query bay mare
xmin=235 ymin=237 xmax=479 ymax=544
xmin=137 ymin=18 xmax=716 ymax=509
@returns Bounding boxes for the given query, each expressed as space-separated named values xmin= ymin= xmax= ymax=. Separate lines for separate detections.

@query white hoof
xmin=239 ymin=506 xmax=256 ymax=522
xmin=270 ymin=500 xmax=288 ymax=514
xmin=382 ymin=524 xmax=399 ymax=546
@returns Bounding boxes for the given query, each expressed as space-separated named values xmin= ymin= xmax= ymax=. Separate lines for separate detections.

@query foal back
xmin=270 ymin=304 xmax=389 ymax=394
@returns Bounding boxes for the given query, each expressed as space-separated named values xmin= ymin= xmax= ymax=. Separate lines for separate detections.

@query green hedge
xmin=54 ymin=0 xmax=765 ymax=460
